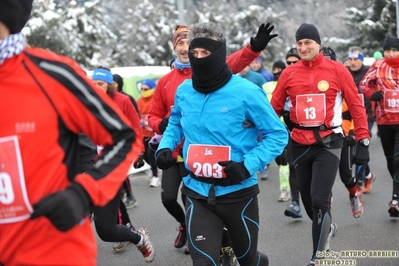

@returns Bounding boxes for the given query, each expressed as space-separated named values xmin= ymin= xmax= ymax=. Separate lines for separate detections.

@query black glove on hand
xmin=30 ymin=183 xmax=91 ymax=232
xmin=353 ymin=142 xmax=370 ymax=164
xmin=133 ymin=153 xmax=145 ymax=169
xmin=345 ymin=130 xmax=356 ymax=147
xmin=156 ymin=148 xmax=175 ymax=169
xmin=370 ymin=91 xmax=383 ymax=101
xmin=218 ymin=160 xmax=251 ymax=185
xmin=250 ymin=23 xmax=278 ymax=52
xmin=342 ymin=110 xmax=352 ymax=121
xmin=158 ymin=117 xmax=169 ymax=133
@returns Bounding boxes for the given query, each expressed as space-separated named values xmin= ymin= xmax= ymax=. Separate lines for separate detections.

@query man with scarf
xmin=0 ymin=1 xmax=142 ymax=265
xmin=155 ymin=21 xmax=288 ymax=266
xmin=148 ymin=20 xmax=278 ymax=259
xmin=360 ymin=36 xmax=399 ymax=218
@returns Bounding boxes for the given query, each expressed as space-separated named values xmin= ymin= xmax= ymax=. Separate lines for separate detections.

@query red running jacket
xmin=0 ymin=48 xmax=141 ymax=266
xmin=271 ymin=53 xmax=369 ymax=145
xmin=360 ymin=57 xmax=399 ymax=125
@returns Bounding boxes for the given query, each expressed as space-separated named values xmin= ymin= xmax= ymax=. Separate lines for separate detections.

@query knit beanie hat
xmin=295 ymin=23 xmax=321 ymax=44
xmin=112 ymin=74 xmax=124 ymax=92
xmin=272 ymin=59 xmax=286 ymax=70
xmin=0 ymin=0 xmax=33 ymax=34
xmin=286 ymin=48 xmax=301 ymax=60
xmin=173 ymin=25 xmax=190 ymax=49
xmin=141 ymin=79 xmax=156 ymax=89
xmin=383 ymin=36 xmax=399 ymax=51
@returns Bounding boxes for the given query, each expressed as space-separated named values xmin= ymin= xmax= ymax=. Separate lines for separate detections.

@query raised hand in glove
xmin=30 ymin=183 xmax=91 ymax=232
xmin=158 ymin=117 xmax=169 ymax=133
xmin=250 ymin=23 xmax=278 ymax=52
xmin=133 ymin=153 xmax=145 ymax=169
xmin=156 ymin=148 xmax=176 ymax=169
xmin=370 ymin=91 xmax=383 ymax=101
xmin=218 ymin=160 xmax=251 ymax=185
xmin=353 ymin=142 xmax=370 ymax=164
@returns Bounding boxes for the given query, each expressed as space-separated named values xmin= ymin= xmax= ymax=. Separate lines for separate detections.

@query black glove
xmin=156 ymin=148 xmax=175 ymax=169
xmin=344 ymin=130 xmax=356 ymax=147
xmin=218 ymin=160 xmax=251 ymax=185
xmin=30 ymin=183 xmax=91 ymax=232
xmin=250 ymin=23 xmax=278 ymax=52
xmin=158 ymin=117 xmax=169 ymax=133
xmin=342 ymin=110 xmax=352 ymax=121
xmin=370 ymin=91 xmax=383 ymax=101
xmin=353 ymin=142 xmax=370 ymax=164
xmin=133 ymin=153 xmax=145 ymax=169
xmin=282 ymin=110 xmax=294 ymax=131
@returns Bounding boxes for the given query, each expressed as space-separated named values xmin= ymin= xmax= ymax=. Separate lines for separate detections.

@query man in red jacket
xmin=148 ymin=21 xmax=277 ymax=262
xmin=0 ymin=1 xmax=141 ymax=265
xmin=270 ymin=23 xmax=370 ymax=266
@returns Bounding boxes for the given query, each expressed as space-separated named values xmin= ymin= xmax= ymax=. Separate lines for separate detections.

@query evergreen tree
xmin=342 ymin=0 xmax=397 ymax=56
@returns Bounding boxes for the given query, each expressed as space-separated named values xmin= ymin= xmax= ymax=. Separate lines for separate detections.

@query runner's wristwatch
xmin=359 ymin=138 xmax=370 ymax=147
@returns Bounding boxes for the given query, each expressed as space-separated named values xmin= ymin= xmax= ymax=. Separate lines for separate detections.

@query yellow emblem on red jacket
xmin=318 ymin=80 xmax=329 ymax=92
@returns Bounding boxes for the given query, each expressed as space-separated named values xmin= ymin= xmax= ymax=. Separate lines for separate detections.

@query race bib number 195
xmin=186 ymin=144 xmax=231 ymax=179
xmin=0 ymin=136 xmax=33 ymax=224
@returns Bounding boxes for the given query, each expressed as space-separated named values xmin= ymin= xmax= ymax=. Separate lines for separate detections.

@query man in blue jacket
xmin=155 ymin=21 xmax=287 ymax=266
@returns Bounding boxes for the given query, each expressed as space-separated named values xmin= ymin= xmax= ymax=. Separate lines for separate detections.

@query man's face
xmin=190 ymin=47 xmax=211 ymax=58
xmin=174 ymin=38 xmax=189 ymax=64
xmin=348 ymin=57 xmax=363 ymax=71
xmin=296 ymin=39 xmax=320 ymax=62
xmin=250 ymin=60 xmax=262 ymax=71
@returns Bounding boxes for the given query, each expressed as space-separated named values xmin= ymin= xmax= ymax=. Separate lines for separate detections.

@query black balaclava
xmin=188 ymin=37 xmax=232 ymax=94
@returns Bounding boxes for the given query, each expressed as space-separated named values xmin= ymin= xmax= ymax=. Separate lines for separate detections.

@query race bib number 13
xmin=186 ymin=144 xmax=231 ymax=179
xmin=296 ymin=94 xmax=326 ymax=127
xmin=0 ymin=136 xmax=33 ymax=224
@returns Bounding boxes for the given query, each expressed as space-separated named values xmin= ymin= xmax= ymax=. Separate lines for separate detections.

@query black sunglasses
xmin=286 ymin=60 xmax=299 ymax=65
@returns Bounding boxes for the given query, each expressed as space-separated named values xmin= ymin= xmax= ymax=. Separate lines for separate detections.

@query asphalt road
xmin=96 ymin=125 xmax=399 ymax=266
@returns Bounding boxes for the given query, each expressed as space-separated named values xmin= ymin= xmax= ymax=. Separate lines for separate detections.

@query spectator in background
xmin=112 ymin=73 xmax=141 ymax=209
xmin=239 ymin=65 xmax=266 ymax=88
xmin=282 ymin=47 xmax=302 ymax=219
xmin=90 ymin=67 xmax=154 ymax=262
xmin=320 ymin=46 xmax=364 ymax=219
xmin=346 ymin=46 xmax=376 ymax=193
xmin=262 ymin=59 xmax=291 ymax=202
xmin=137 ymin=79 xmax=160 ymax=188
xmin=285 ymin=47 xmax=301 ymax=66
xmin=360 ymin=36 xmax=399 ymax=218
xmin=113 ymin=73 xmax=140 ymax=115
xmin=250 ymin=56 xmax=274 ymax=82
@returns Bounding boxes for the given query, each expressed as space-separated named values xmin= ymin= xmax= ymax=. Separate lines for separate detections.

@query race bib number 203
xmin=186 ymin=144 xmax=231 ymax=179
